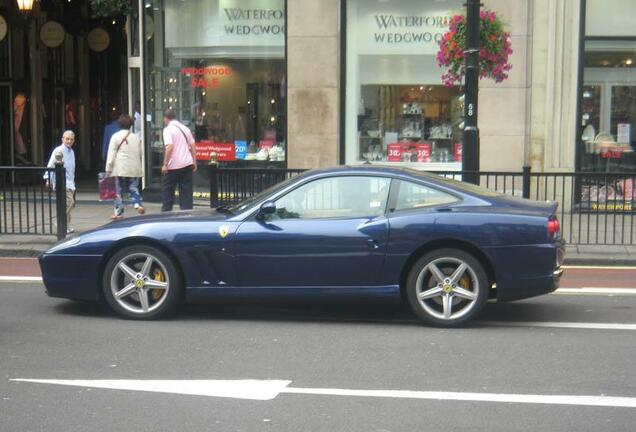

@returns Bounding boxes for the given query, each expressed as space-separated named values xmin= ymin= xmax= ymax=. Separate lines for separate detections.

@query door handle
xmin=367 ymin=239 xmax=379 ymax=249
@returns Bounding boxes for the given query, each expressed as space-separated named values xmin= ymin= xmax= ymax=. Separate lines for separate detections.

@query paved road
xmin=1 ymin=281 xmax=635 ymax=431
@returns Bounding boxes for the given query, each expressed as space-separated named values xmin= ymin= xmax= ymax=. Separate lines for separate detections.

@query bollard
xmin=54 ymin=155 xmax=67 ymax=240
xmin=209 ymin=152 xmax=219 ymax=208
xmin=522 ymin=165 xmax=531 ymax=199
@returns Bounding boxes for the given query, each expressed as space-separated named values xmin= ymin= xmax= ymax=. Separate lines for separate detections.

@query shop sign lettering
xmin=223 ymin=7 xmax=285 ymax=36
xmin=373 ymin=14 xmax=449 ymax=45
xmin=195 ymin=142 xmax=236 ymax=161
xmin=180 ymin=67 xmax=232 ymax=89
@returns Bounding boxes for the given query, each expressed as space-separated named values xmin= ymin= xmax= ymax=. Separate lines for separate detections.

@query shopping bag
xmin=98 ymin=172 xmax=117 ymax=201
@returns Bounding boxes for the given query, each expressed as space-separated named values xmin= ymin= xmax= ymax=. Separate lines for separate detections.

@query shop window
xmin=579 ymin=42 xmax=636 ymax=173
xmin=345 ymin=0 xmax=464 ymax=170
xmin=144 ymin=0 xmax=286 ymax=193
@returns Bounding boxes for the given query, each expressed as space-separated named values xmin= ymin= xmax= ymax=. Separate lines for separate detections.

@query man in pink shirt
xmin=161 ymin=109 xmax=198 ymax=211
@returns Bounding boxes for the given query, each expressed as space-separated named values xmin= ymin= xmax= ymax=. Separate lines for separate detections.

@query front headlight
xmin=45 ymin=236 xmax=81 ymax=254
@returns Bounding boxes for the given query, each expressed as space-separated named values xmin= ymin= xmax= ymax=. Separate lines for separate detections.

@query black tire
xmin=405 ymin=248 xmax=489 ymax=327
xmin=102 ymin=245 xmax=182 ymax=319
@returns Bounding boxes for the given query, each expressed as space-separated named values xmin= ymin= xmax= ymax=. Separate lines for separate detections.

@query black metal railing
xmin=209 ymin=166 xmax=306 ymax=207
xmin=0 ymin=165 xmax=67 ymax=239
xmin=208 ymin=165 xmax=636 ymax=246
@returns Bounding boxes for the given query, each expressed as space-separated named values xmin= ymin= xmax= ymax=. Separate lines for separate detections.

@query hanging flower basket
xmin=90 ymin=0 xmax=132 ymax=19
xmin=436 ymin=10 xmax=513 ymax=87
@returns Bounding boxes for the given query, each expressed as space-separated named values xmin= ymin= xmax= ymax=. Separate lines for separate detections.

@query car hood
xmin=89 ymin=208 xmax=231 ymax=232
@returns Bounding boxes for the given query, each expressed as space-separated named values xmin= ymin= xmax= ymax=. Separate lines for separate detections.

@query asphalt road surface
xmin=1 ymin=280 xmax=636 ymax=432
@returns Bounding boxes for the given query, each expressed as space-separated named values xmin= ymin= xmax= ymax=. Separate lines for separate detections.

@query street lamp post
xmin=462 ymin=0 xmax=481 ymax=184
xmin=16 ymin=0 xmax=36 ymax=15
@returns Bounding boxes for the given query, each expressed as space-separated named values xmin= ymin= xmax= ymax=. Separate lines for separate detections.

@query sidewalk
xmin=2 ymin=192 xmax=636 ymax=264
xmin=0 ymin=192 xmax=206 ymax=257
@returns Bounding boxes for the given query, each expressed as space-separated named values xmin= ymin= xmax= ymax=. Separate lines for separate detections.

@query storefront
xmin=577 ymin=0 xmax=636 ymax=210
xmin=0 ymin=1 xmax=128 ymax=176
xmin=343 ymin=0 xmax=464 ymax=170
xmin=143 ymin=0 xmax=286 ymax=196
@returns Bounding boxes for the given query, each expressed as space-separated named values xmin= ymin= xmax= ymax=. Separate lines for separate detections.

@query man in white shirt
xmin=44 ymin=130 xmax=76 ymax=234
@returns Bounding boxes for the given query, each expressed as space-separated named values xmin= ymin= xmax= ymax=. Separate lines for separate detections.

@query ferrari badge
xmin=219 ymin=225 xmax=230 ymax=238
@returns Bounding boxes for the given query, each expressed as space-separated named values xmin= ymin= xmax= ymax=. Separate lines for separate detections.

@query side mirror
xmin=257 ymin=201 xmax=276 ymax=219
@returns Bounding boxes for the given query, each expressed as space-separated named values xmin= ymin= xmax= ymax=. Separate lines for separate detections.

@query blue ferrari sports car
xmin=39 ymin=166 xmax=564 ymax=327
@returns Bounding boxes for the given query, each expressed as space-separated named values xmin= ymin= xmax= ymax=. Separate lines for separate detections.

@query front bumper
xmin=39 ymin=253 xmax=102 ymax=301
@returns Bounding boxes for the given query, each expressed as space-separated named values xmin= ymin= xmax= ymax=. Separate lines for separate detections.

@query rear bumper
xmin=489 ymin=239 xmax=565 ymax=302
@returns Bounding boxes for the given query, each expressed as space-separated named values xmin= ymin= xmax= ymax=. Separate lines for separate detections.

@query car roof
xmin=298 ymin=165 xmax=433 ymax=179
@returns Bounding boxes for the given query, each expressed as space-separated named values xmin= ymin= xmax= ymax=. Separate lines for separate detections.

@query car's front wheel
xmin=405 ymin=248 xmax=489 ymax=327
xmin=102 ymin=245 xmax=182 ymax=319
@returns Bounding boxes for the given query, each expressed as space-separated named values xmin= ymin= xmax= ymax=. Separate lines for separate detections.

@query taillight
xmin=548 ymin=217 xmax=560 ymax=237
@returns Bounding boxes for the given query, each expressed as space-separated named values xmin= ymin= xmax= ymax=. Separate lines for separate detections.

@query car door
xmin=234 ymin=175 xmax=391 ymax=288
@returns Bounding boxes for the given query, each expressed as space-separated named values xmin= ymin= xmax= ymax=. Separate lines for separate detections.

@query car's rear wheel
xmin=405 ymin=248 xmax=489 ymax=327
xmin=102 ymin=245 xmax=182 ymax=319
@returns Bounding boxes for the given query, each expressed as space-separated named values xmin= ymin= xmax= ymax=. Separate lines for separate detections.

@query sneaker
xmin=110 ymin=214 xmax=123 ymax=220
xmin=136 ymin=206 xmax=145 ymax=215
xmin=66 ymin=228 xmax=75 ymax=234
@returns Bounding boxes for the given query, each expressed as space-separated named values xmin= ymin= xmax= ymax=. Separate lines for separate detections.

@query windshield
xmin=227 ymin=175 xmax=299 ymax=213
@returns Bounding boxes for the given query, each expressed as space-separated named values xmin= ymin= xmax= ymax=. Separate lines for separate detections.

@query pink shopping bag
xmin=98 ymin=172 xmax=117 ymax=201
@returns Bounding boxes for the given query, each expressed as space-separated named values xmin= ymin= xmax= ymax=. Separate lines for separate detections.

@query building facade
xmin=1 ymin=0 xmax=635 ymax=195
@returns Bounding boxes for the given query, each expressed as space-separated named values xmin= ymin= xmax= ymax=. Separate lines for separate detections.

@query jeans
xmin=114 ymin=177 xmax=143 ymax=216
xmin=161 ymin=165 xmax=193 ymax=212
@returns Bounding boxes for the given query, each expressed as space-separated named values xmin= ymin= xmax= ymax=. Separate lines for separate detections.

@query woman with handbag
xmin=105 ymin=114 xmax=145 ymax=219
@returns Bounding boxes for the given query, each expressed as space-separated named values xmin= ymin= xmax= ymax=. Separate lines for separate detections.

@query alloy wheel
xmin=414 ymin=257 xmax=479 ymax=321
xmin=109 ymin=252 xmax=170 ymax=315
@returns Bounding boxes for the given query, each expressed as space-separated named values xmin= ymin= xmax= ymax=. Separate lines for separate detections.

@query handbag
xmin=98 ymin=172 xmax=118 ymax=201
xmin=99 ymin=131 xmax=131 ymax=201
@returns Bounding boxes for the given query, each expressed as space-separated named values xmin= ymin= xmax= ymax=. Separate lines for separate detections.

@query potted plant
xmin=436 ymin=10 xmax=513 ymax=87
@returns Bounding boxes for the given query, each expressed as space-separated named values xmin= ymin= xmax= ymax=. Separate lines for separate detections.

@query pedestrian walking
xmin=161 ymin=108 xmax=197 ymax=212
xmin=102 ymin=109 xmax=120 ymax=163
xmin=105 ymin=114 xmax=145 ymax=219
xmin=44 ymin=130 xmax=76 ymax=234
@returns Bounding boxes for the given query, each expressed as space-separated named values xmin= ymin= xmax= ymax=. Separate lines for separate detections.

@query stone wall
xmin=287 ymin=0 xmax=340 ymax=169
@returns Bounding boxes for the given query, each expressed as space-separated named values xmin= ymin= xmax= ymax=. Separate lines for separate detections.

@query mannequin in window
xmin=209 ymin=102 xmax=224 ymax=142
xmin=581 ymin=121 xmax=596 ymax=155
xmin=234 ymin=106 xmax=247 ymax=141
xmin=13 ymin=93 xmax=29 ymax=165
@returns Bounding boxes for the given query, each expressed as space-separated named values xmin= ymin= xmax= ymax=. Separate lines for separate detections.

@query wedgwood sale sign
xmin=351 ymin=0 xmax=462 ymax=55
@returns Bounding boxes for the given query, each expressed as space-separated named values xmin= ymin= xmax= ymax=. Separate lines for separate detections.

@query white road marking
xmin=0 ymin=276 xmax=42 ymax=282
xmin=562 ymin=265 xmax=636 ymax=270
xmin=482 ymin=321 xmax=636 ymax=331
xmin=10 ymin=379 xmax=636 ymax=408
xmin=555 ymin=288 xmax=636 ymax=295
xmin=10 ymin=379 xmax=291 ymax=401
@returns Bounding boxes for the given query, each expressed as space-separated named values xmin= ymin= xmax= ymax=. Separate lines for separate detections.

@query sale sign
xmin=387 ymin=143 xmax=402 ymax=162
xmin=454 ymin=143 xmax=462 ymax=162
xmin=234 ymin=140 xmax=247 ymax=160
xmin=415 ymin=143 xmax=431 ymax=162
xmin=195 ymin=141 xmax=236 ymax=161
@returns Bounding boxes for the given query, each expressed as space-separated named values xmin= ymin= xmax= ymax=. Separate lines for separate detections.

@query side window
xmin=273 ymin=176 xmax=391 ymax=220
xmin=395 ymin=180 xmax=458 ymax=210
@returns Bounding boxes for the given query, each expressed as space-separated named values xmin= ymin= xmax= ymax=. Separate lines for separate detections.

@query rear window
xmin=404 ymin=168 xmax=501 ymax=198
xmin=395 ymin=180 xmax=458 ymax=210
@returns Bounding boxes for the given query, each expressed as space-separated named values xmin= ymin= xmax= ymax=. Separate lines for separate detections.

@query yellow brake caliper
xmin=458 ymin=275 xmax=471 ymax=299
xmin=151 ymin=269 xmax=165 ymax=300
